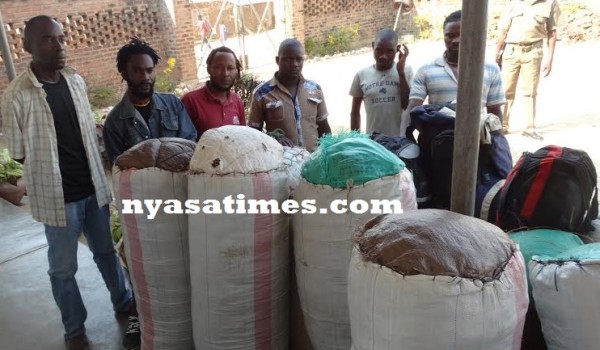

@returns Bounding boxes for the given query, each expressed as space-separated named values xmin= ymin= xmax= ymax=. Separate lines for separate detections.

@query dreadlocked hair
xmin=116 ymin=37 xmax=161 ymax=73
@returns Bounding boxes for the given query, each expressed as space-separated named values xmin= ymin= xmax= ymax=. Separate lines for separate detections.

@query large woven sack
xmin=292 ymin=169 xmax=417 ymax=350
xmin=349 ymin=210 xmax=528 ymax=350
xmin=188 ymin=126 xmax=293 ymax=350
xmin=113 ymin=137 xmax=196 ymax=350
xmin=190 ymin=125 xmax=283 ymax=174
xmin=508 ymin=229 xmax=584 ymax=350
xmin=530 ymin=243 xmax=600 ymax=350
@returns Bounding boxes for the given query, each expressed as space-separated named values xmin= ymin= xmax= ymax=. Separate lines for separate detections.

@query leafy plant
xmin=233 ymin=72 xmax=260 ymax=118
xmin=413 ymin=15 xmax=433 ymax=39
xmin=0 ymin=149 xmax=23 ymax=184
xmin=110 ymin=207 xmax=122 ymax=244
xmin=561 ymin=2 xmax=586 ymax=16
xmin=155 ymin=57 xmax=178 ymax=93
xmin=305 ymin=25 xmax=360 ymax=57
xmin=88 ymin=86 xmax=117 ymax=109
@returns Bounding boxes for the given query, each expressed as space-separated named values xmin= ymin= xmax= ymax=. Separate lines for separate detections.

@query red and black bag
xmin=496 ymin=145 xmax=598 ymax=233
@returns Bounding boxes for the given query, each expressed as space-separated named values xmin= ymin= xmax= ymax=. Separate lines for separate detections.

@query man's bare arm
xmin=350 ymin=97 xmax=362 ymax=132
xmin=543 ymin=29 xmax=557 ymax=77
xmin=396 ymin=44 xmax=410 ymax=110
xmin=487 ymin=104 xmax=503 ymax=122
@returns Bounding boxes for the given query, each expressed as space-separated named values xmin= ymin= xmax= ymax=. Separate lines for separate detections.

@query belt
xmin=506 ymin=40 xmax=543 ymax=47
xmin=506 ymin=41 xmax=542 ymax=53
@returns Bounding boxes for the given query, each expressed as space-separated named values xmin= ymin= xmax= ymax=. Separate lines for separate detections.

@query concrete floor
xmin=0 ymin=198 xmax=127 ymax=350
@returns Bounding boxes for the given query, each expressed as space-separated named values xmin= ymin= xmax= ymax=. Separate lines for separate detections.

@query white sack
xmin=348 ymin=248 xmax=528 ymax=350
xmin=190 ymin=125 xmax=284 ymax=174
xmin=114 ymin=167 xmax=193 ymax=350
xmin=530 ymin=259 xmax=600 ymax=350
xmin=292 ymin=170 xmax=417 ymax=350
xmin=188 ymin=172 xmax=292 ymax=350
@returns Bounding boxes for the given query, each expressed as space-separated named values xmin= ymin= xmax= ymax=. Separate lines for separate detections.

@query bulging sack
xmin=292 ymin=167 xmax=417 ymax=350
xmin=115 ymin=137 xmax=196 ymax=172
xmin=188 ymin=126 xmax=296 ymax=350
xmin=349 ymin=210 xmax=528 ymax=350
xmin=189 ymin=125 xmax=284 ymax=174
xmin=530 ymin=243 xmax=600 ymax=350
xmin=113 ymin=138 xmax=195 ymax=350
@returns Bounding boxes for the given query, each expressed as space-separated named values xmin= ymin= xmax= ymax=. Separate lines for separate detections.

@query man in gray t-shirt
xmin=349 ymin=28 xmax=412 ymax=136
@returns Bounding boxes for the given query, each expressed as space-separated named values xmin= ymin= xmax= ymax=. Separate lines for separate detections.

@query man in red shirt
xmin=181 ymin=47 xmax=246 ymax=138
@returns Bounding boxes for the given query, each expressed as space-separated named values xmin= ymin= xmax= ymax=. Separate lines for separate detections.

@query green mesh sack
xmin=509 ymin=229 xmax=584 ymax=265
xmin=509 ymin=229 xmax=584 ymax=292
xmin=301 ymin=132 xmax=404 ymax=189
xmin=544 ymin=242 xmax=600 ymax=261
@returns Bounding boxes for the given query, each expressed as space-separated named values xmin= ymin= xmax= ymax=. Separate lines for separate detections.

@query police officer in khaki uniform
xmin=495 ymin=0 xmax=561 ymax=140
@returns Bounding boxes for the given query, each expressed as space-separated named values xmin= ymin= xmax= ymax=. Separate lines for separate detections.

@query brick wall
xmin=298 ymin=0 xmax=398 ymax=49
xmin=292 ymin=0 xmax=513 ymax=49
xmin=0 ymin=0 xmax=196 ymax=98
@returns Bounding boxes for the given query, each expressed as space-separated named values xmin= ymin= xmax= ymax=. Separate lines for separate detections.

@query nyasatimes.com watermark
xmin=122 ymin=195 xmax=404 ymax=219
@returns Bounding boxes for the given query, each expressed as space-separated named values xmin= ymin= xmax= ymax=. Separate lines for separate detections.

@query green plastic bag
xmin=301 ymin=132 xmax=404 ymax=189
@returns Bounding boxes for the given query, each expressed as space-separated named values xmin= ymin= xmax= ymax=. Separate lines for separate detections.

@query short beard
xmin=208 ymin=80 xmax=233 ymax=92
xmin=128 ymin=81 xmax=154 ymax=100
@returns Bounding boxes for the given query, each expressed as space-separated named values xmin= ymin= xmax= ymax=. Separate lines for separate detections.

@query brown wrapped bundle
xmin=355 ymin=209 xmax=515 ymax=280
xmin=115 ymin=137 xmax=196 ymax=172
xmin=349 ymin=209 xmax=528 ymax=350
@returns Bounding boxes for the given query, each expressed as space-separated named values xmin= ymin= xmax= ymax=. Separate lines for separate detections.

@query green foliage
xmin=0 ymin=149 xmax=23 ymax=184
xmin=561 ymin=2 xmax=586 ymax=16
xmin=154 ymin=75 xmax=177 ymax=94
xmin=233 ymin=72 xmax=260 ymax=118
xmin=88 ymin=86 xmax=117 ymax=109
xmin=413 ymin=15 xmax=433 ymax=40
xmin=305 ymin=24 xmax=359 ymax=57
xmin=110 ymin=207 xmax=122 ymax=244
xmin=304 ymin=37 xmax=318 ymax=57
xmin=155 ymin=57 xmax=179 ymax=95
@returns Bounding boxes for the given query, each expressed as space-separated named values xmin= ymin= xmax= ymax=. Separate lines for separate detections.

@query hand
xmin=396 ymin=44 xmax=409 ymax=74
xmin=542 ymin=59 xmax=552 ymax=77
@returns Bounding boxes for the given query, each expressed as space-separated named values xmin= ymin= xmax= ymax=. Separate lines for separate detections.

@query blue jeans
xmin=44 ymin=194 xmax=132 ymax=339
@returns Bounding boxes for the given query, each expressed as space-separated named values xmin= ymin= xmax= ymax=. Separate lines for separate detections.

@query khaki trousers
xmin=501 ymin=41 xmax=543 ymax=131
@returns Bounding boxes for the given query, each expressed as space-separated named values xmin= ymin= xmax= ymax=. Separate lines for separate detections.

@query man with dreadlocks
xmin=103 ymin=37 xmax=196 ymax=350
xmin=2 ymin=16 xmax=133 ymax=350
xmin=103 ymin=37 xmax=196 ymax=164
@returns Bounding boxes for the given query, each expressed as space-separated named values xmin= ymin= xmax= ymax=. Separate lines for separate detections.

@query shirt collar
xmin=434 ymin=56 xmax=447 ymax=67
xmin=118 ymin=91 xmax=166 ymax=119
xmin=270 ymin=72 xmax=306 ymax=92
xmin=202 ymin=81 xmax=232 ymax=103
xmin=25 ymin=62 xmax=76 ymax=88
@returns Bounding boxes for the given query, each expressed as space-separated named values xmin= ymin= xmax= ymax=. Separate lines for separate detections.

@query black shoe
xmin=122 ymin=315 xmax=141 ymax=350
xmin=522 ymin=130 xmax=544 ymax=141
xmin=66 ymin=334 xmax=89 ymax=350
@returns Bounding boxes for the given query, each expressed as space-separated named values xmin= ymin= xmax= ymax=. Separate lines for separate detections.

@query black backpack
xmin=370 ymin=133 xmax=430 ymax=205
xmin=407 ymin=104 xmax=513 ymax=212
xmin=496 ymin=145 xmax=599 ymax=233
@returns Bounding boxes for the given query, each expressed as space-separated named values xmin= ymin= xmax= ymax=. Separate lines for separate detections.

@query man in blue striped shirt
xmin=401 ymin=10 xmax=506 ymax=136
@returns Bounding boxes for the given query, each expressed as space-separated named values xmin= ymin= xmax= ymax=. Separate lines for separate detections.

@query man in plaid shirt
xmin=1 ymin=15 xmax=132 ymax=350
